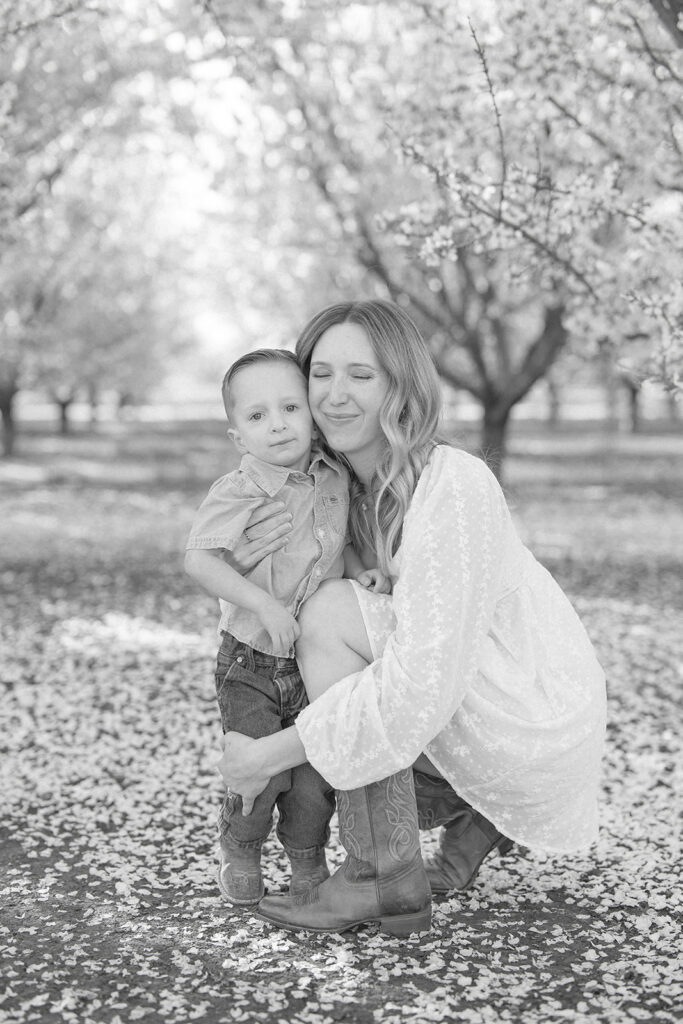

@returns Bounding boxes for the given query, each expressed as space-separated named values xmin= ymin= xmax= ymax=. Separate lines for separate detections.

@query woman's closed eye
xmin=311 ymin=371 xmax=372 ymax=381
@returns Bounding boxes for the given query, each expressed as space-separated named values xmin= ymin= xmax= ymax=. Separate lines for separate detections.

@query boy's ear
xmin=227 ymin=426 xmax=248 ymax=454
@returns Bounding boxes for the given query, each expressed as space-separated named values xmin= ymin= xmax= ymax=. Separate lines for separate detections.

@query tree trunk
xmin=88 ymin=386 xmax=99 ymax=430
xmin=0 ymin=386 xmax=17 ymax=457
xmin=603 ymin=374 xmax=619 ymax=432
xmin=625 ymin=381 xmax=641 ymax=433
xmin=666 ymin=391 xmax=679 ymax=421
xmin=546 ymin=376 xmax=561 ymax=429
xmin=57 ymin=399 xmax=73 ymax=436
xmin=117 ymin=392 xmax=133 ymax=420
xmin=481 ymin=404 xmax=511 ymax=482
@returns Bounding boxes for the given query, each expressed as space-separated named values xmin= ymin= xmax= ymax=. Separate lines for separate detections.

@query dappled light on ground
xmin=1 ymin=425 xmax=681 ymax=1023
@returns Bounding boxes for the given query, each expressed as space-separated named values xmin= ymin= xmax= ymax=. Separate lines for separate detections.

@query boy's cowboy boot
xmin=288 ymin=850 xmax=330 ymax=897
xmin=256 ymin=768 xmax=432 ymax=935
xmin=413 ymin=770 xmax=513 ymax=893
xmin=216 ymin=838 xmax=264 ymax=906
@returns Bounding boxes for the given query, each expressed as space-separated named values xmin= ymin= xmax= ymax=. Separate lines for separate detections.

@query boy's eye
xmin=285 ymin=404 xmax=299 ymax=412
xmin=249 ymin=412 xmax=263 ymax=421
xmin=352 ymin=374 xmax=371 ymax=380
xmin=311 ymin=372 xmax=330 ymax=379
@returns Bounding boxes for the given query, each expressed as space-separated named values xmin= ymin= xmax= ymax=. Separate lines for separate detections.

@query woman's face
xmin=308 ymin=322 xmax=390 ymax=473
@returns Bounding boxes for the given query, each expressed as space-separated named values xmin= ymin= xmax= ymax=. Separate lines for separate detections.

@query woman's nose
xmin=328 ymin=376 xmax=349 ymax=405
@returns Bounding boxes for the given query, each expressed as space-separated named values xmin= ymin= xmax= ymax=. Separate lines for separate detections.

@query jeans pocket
xmin=214 ymin=653 xmax=247 ymax=733
xmin=275 ymin=670 xmax=308 ymax=719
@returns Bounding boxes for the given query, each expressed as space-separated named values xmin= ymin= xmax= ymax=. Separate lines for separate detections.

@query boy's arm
xmin=185 ymin=548 xmax=266 ymax=610
xmin=184 ymin=548 xmax=299 ymax=649
xmin=342 ymin=543 xmax=392 ymax=595
xmin=342 ymin=543 xmax=366 ymax=580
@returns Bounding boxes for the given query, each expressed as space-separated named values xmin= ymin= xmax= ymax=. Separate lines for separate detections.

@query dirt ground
xmin=1 ymin=421 xmax=681 ymax=1024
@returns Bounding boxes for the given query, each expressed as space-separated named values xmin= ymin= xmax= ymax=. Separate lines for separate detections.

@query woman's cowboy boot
xmin=426 ymin=814 xmax=514 ymax=893
xmin=413 ymin=769 xmax=513 ymax=893
xmin=256 ymin=768 xmax=432 ymax=935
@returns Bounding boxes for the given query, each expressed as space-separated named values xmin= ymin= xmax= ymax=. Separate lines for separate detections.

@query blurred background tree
xmin=198 ymin=0 xmax=682 ymax=476
xmin=1 ymin=0 xmax=680 ymax=472
xmin=0 ymin=0 xmax=198 ymax=453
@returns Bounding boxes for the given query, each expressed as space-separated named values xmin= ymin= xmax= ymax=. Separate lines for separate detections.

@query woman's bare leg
xmin=296 ymin=580 xmax=373 ymax=701
xmin=297 ymin=581 xmax=444 ymax=780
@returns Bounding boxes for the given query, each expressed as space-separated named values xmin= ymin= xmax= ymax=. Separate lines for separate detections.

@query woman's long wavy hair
xmin=296 ymin=299 xmax=445 ymax=574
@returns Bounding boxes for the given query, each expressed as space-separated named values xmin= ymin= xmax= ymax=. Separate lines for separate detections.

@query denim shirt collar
xmin=309 ymin=445 xmax=346 ymax=478
xmin=240 ymin=445 xmax=344 ymax=497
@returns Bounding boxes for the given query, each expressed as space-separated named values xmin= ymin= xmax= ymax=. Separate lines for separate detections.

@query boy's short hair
xmin=222 ymin=348 xmax=304 ymax=419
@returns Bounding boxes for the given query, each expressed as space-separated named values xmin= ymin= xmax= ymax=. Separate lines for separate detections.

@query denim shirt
xmin=186 ymin=448 xmax=349 ymax=656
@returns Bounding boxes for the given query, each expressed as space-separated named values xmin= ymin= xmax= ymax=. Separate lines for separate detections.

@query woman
xmin=219 ymin=299 xmax=606 ymax=936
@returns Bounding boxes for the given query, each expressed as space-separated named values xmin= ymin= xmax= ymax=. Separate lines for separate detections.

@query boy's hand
xmin=256 ymin=596 xmax=301 ymax=651
xmin=356 ymin=568 xmax=392 ymax=595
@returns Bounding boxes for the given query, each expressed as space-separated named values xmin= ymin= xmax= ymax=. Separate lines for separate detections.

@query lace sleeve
xmin=295 ymin=447 xmax=510 ymax=789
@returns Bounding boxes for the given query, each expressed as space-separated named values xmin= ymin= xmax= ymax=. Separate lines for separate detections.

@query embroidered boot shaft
xmin=256 ymin=768 xmax=432 ymax=935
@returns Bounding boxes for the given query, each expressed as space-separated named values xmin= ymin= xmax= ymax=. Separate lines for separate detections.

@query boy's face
xmin=227 ymin=362 xmax=315 ymax=472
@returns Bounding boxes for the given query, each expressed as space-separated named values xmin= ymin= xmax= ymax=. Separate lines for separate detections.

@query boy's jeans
xmin=215 ymin=633 xmax=335 ymax=858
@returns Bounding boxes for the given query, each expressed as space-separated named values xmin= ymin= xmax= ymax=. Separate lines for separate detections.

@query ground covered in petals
xmin=1 ymin=422 xmax=681 ymax=1024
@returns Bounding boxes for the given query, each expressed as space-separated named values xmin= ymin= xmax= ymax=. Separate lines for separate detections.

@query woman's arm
xmin=224 ymin=503 xmax=293 ymax=572
xmin=218 ymin=727 xmax=306 ymax=815
xmin=294 ymin=449 xmax=510 ymax=790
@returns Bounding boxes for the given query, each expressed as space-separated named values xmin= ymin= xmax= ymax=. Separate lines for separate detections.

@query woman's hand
xmin=224 ymin=501 xmax=293 ymax=573
xmin=217 ymin=731 xmax=273 ymax=815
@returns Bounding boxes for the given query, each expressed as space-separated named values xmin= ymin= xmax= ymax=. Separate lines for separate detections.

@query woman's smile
xmin=321 ymin=412 xmax=360 ymax=422
xmin=308 ymin=322 xmax=389 ymax=481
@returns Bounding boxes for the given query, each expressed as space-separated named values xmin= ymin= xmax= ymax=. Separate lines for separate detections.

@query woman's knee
xmin=297 ymin=579 xmax=353 ymax=644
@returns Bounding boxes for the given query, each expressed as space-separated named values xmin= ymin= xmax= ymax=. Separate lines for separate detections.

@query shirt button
xmin=236 ymin=656 xmax=243 ymax=663
xmin=314 ymin=570 xmax=321 ymax=577
xmin=319 ymin=529 xmax=325 ymax=538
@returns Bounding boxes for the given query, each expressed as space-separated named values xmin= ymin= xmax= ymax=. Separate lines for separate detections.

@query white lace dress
xmin=295 ymin=445 xmax=606 ymax=853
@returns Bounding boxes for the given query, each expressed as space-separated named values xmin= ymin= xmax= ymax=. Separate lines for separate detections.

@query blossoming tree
xmin=202 ymin=0 xmax=682 ymax=475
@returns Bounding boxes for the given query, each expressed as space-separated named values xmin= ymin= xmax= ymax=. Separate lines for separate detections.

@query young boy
xmin=185 ymin=348 xmax=389 ymax=906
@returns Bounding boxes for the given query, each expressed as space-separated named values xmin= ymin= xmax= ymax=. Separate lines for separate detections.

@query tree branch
xmin=436 ymin=365 xmax=483 ymax=400
xmin=456 ymin=253 xmax=494 ymax=390
xmin=648 ymin=0 xmax=683 ymax=48
xmin=503 ymin=303 xmax=568 ymax=409
xmin=0 ymin=1 xmax=94 ymax=40
xmin=629 ymin=12 xmax=683 ymax=81
xmin=547 ymin=98 xmax=624 ymax=164
xmin=403 ymin=140 xmax=597 ymax=296
xmin=469 ymin=19 xmax=507 ymax=218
